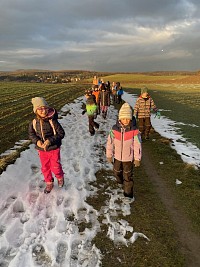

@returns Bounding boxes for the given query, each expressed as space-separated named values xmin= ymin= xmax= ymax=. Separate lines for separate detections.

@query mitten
xmin=134 ymin=160 xmax=140 ymax=167
xmin=155 ymin=111 xmax=161 ymax=119
xmin=107 ymin=157 xmax=113 ymax=164
xmin=82 ymin=110 xmax=86 ymax=115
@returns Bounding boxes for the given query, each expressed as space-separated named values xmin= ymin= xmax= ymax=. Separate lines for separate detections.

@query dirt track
xmin=142 ymin=143 xmax=200 ymax=267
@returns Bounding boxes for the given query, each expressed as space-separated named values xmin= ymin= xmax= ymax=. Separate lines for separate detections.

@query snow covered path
xmin=0 ymin=97 xmax=146 ymax=267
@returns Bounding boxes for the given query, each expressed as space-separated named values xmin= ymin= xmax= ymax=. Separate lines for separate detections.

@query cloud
xmin=0 ymin=0 xmax=200 ymax=71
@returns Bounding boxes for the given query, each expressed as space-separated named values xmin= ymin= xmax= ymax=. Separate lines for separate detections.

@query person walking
xmin=29 ymin=97 xmax=65 ymax=194
xmin=134 ymin=86 xmax=160 ymax=140
xmin=106 ymin=103 xmax=142 ymax=198
xmin=82 ymin=89 xmax=99 ymax=136
xmin=97 ymin=83 xmax=110 ymax=119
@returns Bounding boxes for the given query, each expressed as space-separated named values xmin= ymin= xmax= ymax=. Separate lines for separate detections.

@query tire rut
xmin=142 ymin=144 xmax=200 ymax=267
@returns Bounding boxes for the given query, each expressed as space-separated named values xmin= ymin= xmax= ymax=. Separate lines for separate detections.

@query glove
xmin=107 ymin=157 xmax=113 ymax=164
xmin=155 ymin=111 xmax=161 ymax=119
xmin=82 ymin=110 xmax=86 ymax=115
xmin=43 ymin=139 xmax=51 ymax=151
xmin=93 ymin=112 xmax=97 ymax=119
xmin=134 ymin=160 xmax=140 ymax=167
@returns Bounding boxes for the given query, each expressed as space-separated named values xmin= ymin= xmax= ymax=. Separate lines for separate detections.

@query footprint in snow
xmin=47 ymin=216 xmax=57 ymax=230
xmin=27 ymin=192 xmax=39 ymax=205
xmin=56 ymin=242 xmax=68 ymax=264
xmin=13 ymin=200 xmax=25 ymax=214
xmin=0 ymin=195 xmax=17 ymax=216
xmin=72 ymin=162 xmax=80 ymax=172
xmin=32 ymin=244 xmax=52 ymax=267
xmin=0 ymin=225 xmax=6 ymax=236
xmin=31 ymin=164 xmax=40 ymax=174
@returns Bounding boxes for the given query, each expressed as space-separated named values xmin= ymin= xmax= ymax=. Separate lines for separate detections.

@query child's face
xmin=36 ymin=106 xmax=48 ymax=118
xmin=141 ymin=92 xmax=148 ymax=98
xmin=120 ymin=118 xmax=131 ymax=126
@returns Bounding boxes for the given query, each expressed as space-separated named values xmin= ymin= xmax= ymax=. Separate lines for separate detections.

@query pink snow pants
xmin=38 ymin=148 xmax=64 ymax=183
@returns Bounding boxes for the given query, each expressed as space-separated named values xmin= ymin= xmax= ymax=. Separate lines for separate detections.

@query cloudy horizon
xmin=1 ymin=0 xmax=200 ymax=72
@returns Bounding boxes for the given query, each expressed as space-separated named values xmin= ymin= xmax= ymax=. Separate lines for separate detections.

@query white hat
xmin=31 ymin=97 xmax=49 ymax=113
xmin=119 ymin=103 xmax=132 ymax=120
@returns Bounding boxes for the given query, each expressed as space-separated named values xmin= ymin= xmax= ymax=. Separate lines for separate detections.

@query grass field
xmin=0 ymin=82 xmax=87 ymax=155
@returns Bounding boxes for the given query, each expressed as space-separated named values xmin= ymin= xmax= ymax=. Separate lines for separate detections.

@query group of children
xmin=29 ymin=83 xmax=159 ymax=198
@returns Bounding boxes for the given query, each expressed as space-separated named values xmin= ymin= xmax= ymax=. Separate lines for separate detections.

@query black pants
xmin=88 ymin=116 xmax=99 ymax=135
xmin=117 ymin=95 xmax=122 ymax=104
xmin=113 ymin=159 xmax=133 ymax=197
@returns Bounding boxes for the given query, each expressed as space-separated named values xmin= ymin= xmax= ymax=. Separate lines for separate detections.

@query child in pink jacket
xmin=106 ymin=103 xmax=142 ymax=198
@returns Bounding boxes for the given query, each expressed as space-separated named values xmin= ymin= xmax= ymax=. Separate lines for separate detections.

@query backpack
xmin=32 ymin=119 xmax=56 ymax=136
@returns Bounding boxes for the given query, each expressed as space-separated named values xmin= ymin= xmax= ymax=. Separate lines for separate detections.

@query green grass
xmin=143 ymin=131 xmax=200 ymax=234
xmin=0 ymin=82 xmax=87 ymax=155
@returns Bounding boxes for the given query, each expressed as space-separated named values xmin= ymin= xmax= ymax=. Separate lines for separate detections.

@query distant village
xmin=0 ymin=70 xmax=109 ymax=83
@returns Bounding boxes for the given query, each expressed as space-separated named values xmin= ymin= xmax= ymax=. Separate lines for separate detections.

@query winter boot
xmin=44 ymin=182 xmax=54 ymax=194
xmin=58 ymin=177 xmax=64 ymax=188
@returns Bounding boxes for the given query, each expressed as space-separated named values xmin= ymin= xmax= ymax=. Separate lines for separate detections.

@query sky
xmin=1 ymin=0 xmax=200 ymax=72
xmin=0 ymin=93 xmax=199 ymax=266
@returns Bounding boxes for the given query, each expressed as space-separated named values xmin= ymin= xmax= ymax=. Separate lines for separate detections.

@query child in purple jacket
xmin=106 ymin=103 xmax=142 ymax=198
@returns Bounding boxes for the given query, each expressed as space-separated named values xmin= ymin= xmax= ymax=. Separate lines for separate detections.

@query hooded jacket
xmin=106 ymin=120 xmax=142 ymax=162
xmin=97 ymin=90 xmax=110 ymax=106
xmin=28 ymin=108 xmax=65 ymax=151
xmin=134 ymin=95 xmax=158 ymax=118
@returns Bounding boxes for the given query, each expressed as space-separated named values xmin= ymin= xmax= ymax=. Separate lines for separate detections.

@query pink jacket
xmin=106 ymin=121 xmax=142 ymax=162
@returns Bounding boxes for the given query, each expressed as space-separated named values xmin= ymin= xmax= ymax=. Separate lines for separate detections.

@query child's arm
xmin=133 ymin=130 xmax=142 ymax=161
xmin=106 ymin=130 xmax=114 ymax=160
xmin=133 ymin=99 xmax=139 ymax=117
xmin=150 ymin=98 xmax=158 ymax=112
xmin=28 ymin=121 xmax=40 ymax=145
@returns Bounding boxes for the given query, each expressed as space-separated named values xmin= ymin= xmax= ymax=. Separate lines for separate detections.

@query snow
xmin=0 ymin=92 xmax=199 ymax=266
xmin=0 ymin=97 xmax=148 ymax=267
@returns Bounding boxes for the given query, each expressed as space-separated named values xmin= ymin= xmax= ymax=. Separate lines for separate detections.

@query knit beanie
xmin=31 ymin=97 xmax=49 ymax=113
xmin=119 ymin=103 xmax=132 ymax=120
xmin=141 ymin=86 xmax=148 ymax=95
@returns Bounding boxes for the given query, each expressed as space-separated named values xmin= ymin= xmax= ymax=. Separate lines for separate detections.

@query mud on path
xmin=142 ymin=142 xmax=200 ymax=267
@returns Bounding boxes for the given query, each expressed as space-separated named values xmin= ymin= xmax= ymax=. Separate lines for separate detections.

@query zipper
xmin=120 ymin=127 xmax=124 ymax=160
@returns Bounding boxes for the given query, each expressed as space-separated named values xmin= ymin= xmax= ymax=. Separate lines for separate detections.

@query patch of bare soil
xmin=142 ymin=143 xmax=200 ymax=267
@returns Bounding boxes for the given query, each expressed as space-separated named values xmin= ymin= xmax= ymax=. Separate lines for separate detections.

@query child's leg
xmin=113 ymin=159 xmax=123 ymax=184
xmin=38 ymin=150 xmax=53 ymax=183
xmin=104 ymin=106 xmax=108 ymax=118
xmin=50 ymin=148 xmax=64 ymax=179
xmin=122 ymin=161 xmax=133 ymax=198
xmin=138 ymin=118 xmax=145 ymax=138
xmin=88 ymin=116 xmax=95 ymax=135
xmin=144 ymin=117 xmax=151 ymax=139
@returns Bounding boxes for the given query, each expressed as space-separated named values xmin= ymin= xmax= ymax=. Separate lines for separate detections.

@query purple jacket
xmin=106 ymin=121 xmax=142 ymax=162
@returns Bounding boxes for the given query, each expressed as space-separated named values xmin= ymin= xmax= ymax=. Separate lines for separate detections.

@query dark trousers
xmin=117 ymin=95 xmax=122 ymax=104
xmin=138 ymin=117 xmax=151 ymax=138
xmin=113 ymin=159 xmax=133 ymax=197
xmin=88 ymin=116 xmax=99 ymax=135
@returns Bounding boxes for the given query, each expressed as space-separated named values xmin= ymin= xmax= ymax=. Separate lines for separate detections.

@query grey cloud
xmin=1 ymin=0 xmax=200 ymax=71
